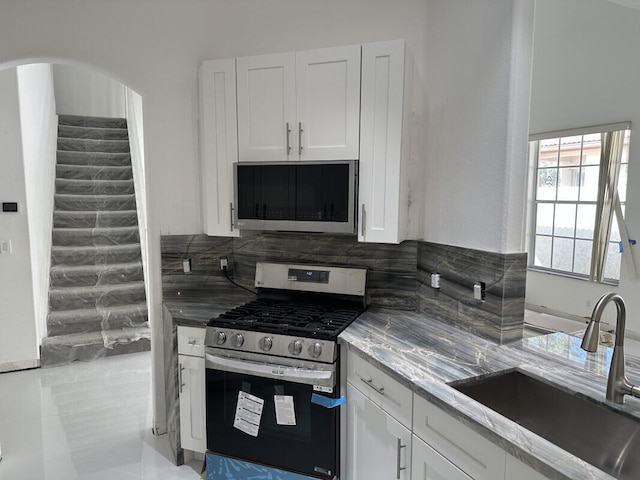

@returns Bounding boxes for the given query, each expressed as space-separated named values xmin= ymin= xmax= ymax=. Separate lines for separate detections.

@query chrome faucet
xmin=581 ymin=293 xmax=640 ymax=404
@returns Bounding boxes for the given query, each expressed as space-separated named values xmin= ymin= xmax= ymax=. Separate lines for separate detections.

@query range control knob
xmin=308 ymin=342 xmax=323 ymax=358
xmin=233 ymin=333 xmax=244 ymax=348
xmin=259 ymin=336 xmax=273 ymax=352
xmin=215 ymin=331 xmax=227 ymax=345
xmin=288 ymin=340 xmax=303 ymax=356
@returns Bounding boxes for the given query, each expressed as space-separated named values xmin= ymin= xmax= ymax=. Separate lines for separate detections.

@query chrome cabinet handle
xmin=360 ymin=377 xmax=384 ymax=395
xmin=396 ymin=437 xmax=406 ymax=479
xmin=286 ymin=122 xmax=291 ymax=155
xmin=188 ymin=338 xmax=197 ymax=345
xmin=298 ymin=122 xmax=303 ymax=156
xmin=361 ymin=204 xmax=366 ymax=237
xmin=179 ymin=363 xmax=186 ymax=394
xmin=229 ymin=203 xmax=235 ymax=232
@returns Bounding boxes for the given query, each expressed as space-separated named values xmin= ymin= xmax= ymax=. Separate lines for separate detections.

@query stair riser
xmin=55 ymin=195 xmax=136 ymax=212
xmin=49 ymin=286 xmax=147 ymax=311
xmin=56 ymin=180 xmax=134 ymax=195
xmin=53 ymin=211 xmax=138 ymax=228
xmin=49 ymin=265 xmax=144 ymax=287
xmin=47 ymin=316 xmax=148 ymax=336
xmin=57 ymin=151 xmax=131 ymax=167
xmin=51 ymin=248 xmax=142 ymax=266
xmin=58 ymin=138 xmax=130 ymax=153
xmin=40 ymin=338 xmax=151 ymax=367
xmin=58 ymin=115 xmax=127 ymax=129
xmin=52 ymin=228 xmax=140 ymax=247
xmin=56 ymin=165 xmax=132 ymax=181
xmin=58 ymin=125 xmax=129 ymax=141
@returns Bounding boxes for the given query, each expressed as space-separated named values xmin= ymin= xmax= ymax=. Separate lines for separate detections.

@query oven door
xmin=205 ymin=349 xmax=341 ymax=479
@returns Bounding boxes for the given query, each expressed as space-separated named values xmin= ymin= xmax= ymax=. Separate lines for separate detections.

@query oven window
xmin=206 ymin=368 xmax=338 ymax=479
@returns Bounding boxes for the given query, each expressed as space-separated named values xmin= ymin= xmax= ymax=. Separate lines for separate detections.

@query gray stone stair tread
xmin=51 ymin=243 xmax=141 ymax=253
xmin=47 ymin=304 xmax=148 ymax=323
xmin=50 ymin=260 xmax=143 ymax=275
xmin=58 ymin=114 xmax=127 ymax=128
xmin=49 ymin=280 xmax=145 ymax=296
xmin=56 ymin=151 xmax=131 ymax=166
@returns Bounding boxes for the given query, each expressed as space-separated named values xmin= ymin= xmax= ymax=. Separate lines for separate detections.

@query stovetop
xmin=208 ymin=297 xmax=364 ymax=340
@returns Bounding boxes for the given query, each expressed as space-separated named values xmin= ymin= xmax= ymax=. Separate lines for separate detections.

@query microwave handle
xmin=229 ymin=203 xmax=235 ymax=232
xmin=286 ymin=122 xmax=291 ymax=156
xmin=361 ymin=204 xmax=367 ymax=237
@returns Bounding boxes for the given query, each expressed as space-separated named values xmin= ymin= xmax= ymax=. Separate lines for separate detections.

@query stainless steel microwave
xmin=233 ymin=160 xmax=358 ymax=234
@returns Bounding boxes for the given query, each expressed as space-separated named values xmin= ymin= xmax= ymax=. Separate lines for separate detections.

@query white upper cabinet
xmin=358 ymin=39 xmax=414 ymax=244
xmin=236 ymin=45 xmax=361 ymax=162
xmin=236 ymin=52 xmax=296 ymax=162
xmin=199 ymin=58 xmax=240 ymax=237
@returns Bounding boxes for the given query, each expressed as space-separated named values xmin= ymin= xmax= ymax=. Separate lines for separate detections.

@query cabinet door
xmin=505 ymin=455 xmax=549 ymax=480
xmin=358 ymin=40 xmax=407 ymax=244
xmin=236 ymin=52 xmax=296 ymax=161
xmin=412 ymin=435 xmax=472 ymax=480
xmin=178 ymin=354 xmax=206 ymax=452
xmin=200 ymin=58 xmax=240 ymax=236
xmin=346 ymin=382 xmax=411 ymax=480
xmin=295 ymin=45 xmax=361 ymax=160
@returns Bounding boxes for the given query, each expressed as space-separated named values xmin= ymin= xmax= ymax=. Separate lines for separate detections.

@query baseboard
xmin=0 ymin=358 xmax=40 ymax=373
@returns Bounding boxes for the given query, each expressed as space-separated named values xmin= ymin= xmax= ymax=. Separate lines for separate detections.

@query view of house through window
xmin=529 ymin=126 xmax=630 ymax=282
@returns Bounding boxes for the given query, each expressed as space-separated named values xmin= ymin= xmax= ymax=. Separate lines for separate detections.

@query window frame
xmin=526 ymin=122 xmax=631 ymax=284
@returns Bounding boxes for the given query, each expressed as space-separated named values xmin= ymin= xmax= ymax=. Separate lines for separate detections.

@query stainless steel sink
xmin=450 ymin=370 xmax=640 ymax=479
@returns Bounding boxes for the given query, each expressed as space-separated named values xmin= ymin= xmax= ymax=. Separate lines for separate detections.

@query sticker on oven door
xmin=313 ymin=385 xmax=333 ymax=394
xmin=274 ymin=395 xmax=296 ymax=426
xmin=234 ymin=391 xmax=264 ymax=437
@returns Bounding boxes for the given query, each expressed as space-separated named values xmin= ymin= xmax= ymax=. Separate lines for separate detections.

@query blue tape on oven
xmin=311 ymin=393 xmax=346 ymax=408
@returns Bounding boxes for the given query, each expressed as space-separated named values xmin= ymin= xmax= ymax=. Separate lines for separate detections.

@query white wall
xmin=527 ymin=0 xmax=640 ymax=332
xmin=17 ymin=63 xmax=57 ymax=346
xmin=0 ymin=68 xmax=39 ymax=371
xmin=53 ymin=64 xmax=125 ymax=117
xmin=422 ymin=0 xmax=534 ymax=253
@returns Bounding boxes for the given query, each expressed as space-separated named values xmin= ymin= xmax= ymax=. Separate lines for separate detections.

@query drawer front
xmin=413 ymin=395 xmax=505 ymax=480
xmin=178 ymin=326 xmax=206 ymax=357
xmin=346 ymin=350 xmax=412 ymax=428
xmin=412 ymin=434 xmax=472 ymax=480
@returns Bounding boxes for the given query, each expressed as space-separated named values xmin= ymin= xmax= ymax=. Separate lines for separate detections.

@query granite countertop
xmin=163 ymin=287 xmax=256 ymax=326
xmin=340 ymin=308 xmax=640 ymax=480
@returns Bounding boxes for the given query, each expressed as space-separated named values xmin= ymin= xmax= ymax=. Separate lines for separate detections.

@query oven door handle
xmin=205 ymin=352 xmax=335 ymax=388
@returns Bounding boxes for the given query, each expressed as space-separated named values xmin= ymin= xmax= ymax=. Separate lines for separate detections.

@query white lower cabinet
xmin=345 ymin=382 xmax=412 ymax=480
xmin=177 ymin=326 xmax=206 ymax=453
xmin=504 ymin=454 xmax=549 ymax=480
xmin=411 ymin=435 xmax=471 ymax=480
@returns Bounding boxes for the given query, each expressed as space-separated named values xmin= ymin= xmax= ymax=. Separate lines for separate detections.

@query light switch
xmin=0 ymin=239 xmax=12 ymax=254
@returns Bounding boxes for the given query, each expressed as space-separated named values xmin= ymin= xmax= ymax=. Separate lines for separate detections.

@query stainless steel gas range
xmin=204 ymin=262 xmax=367 ymax=480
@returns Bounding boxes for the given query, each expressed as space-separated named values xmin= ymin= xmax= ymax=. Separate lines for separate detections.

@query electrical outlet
xmin=473 ymin=281 xmax=486 ymax=301
xmin=0 ymin=239 xmax=11 ymax=254
xmin=182 ymin=259 xmax=192 ymax=274
xmin=220 ymin=257 xmax=229 ymax=271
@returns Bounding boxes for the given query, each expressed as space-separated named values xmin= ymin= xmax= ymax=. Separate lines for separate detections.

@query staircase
xmin=40 ymin=115 xmax=150 ymax=366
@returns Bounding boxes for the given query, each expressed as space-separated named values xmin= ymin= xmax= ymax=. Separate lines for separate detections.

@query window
xmin=528 ymin=124 xmax=630 ymax=283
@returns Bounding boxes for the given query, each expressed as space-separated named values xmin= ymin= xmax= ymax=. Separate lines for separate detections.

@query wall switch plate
xmin=474 ymin=281 xmax=486 ymax=301
xmin=182 ymin=259 xmax=192 ymax=274
xmin=430 ymin=273 xmax=441 ymax=289
xmin=0 ymin=239 xmax=12 ymax=254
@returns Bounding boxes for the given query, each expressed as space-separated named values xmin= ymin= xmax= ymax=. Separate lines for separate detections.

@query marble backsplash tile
xmin=417 ymin=241 xmax=527 ymax=343
xmin=160 ymin=234 xmax=527 ymax=343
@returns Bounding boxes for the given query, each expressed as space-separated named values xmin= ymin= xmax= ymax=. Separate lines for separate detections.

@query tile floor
xmin=0 ymin=351 xmax=203 ymax=480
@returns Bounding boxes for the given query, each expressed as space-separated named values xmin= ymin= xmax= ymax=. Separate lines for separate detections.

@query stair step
xmin=55 ymin=178 xmax=134 ymax=195
xmin=50 ymin=261 xmax=144 ymax=287
xmin=58 ymin=137 xmax=130 ymax=153
xmin=51 ymin=243 xmax=142 ymax=266
xmin=58 ymin=125 xmax=129 ymax=141
xmin=52 ymin=226 xmax=140 ymax=247
xmin=53 ymin=210 xmax=138 ymax=228
xmin=58 ymin=114 xmax=127 ymax=129
xmin=56 ymin=164 xmax=132 ymax=181
xmin=54 ymin=193 xmax=136 ymax=211
xmin=47 ymin=303 xmax=148 ymax=336
xmin=40 ymin=327 xmax=150 ymax=366
xmin=56 ymin=150 xmax=131 ymax=167
xmin=49 ymin=281 xmax=147 ymax=311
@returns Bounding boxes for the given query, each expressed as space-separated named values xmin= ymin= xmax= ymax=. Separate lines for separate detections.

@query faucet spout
xmin=581 ymin=293 xmax=640 ymax=404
